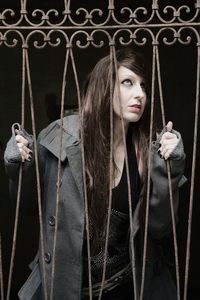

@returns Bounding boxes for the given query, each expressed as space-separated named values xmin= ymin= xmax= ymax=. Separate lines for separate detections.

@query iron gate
xmin=0 ymin=1 xmax=199 ymax=299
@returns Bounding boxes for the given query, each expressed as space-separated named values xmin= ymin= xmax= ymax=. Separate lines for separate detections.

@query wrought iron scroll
xmin=0 ymin=0 xmax=200 ymax=299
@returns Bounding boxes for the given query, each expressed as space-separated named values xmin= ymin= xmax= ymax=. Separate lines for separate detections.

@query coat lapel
xmin=39 ymin=115 xmax=84 ymax=198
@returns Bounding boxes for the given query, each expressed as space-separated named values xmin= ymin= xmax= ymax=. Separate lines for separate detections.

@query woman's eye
xmin=121 ymin=79 xmax=133 ymax=86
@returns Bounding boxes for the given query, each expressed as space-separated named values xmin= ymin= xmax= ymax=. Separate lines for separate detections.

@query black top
xmin=112 ymin=126 xmax=141 ymax=214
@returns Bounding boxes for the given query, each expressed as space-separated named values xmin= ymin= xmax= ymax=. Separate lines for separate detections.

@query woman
xmin=4 ymin=48 xmax=186 ymax=300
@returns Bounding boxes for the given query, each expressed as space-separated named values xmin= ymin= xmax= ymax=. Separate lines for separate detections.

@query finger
xmin=17 ymin=142 xmax=32 ymax=155
xmin=163 ymin=149 xmax=171 ymax=160
xmin=159 ymin=148 xmax=172 ymax=160
xmin=166 ymin=121 xmax=173 ymax=132
xmin=160 ymin=147 xmax=170 ymax=157
xmin=160 ymin=139 xmax=178 ymax=148
xmin=15 ymin=134 xmax=29 ymax=146
xmin=160 ymin=132 xmax=177 ymax=142
xmin=159 ymin=143 xmax=177 ymax=153
xmin=19 ymin=148 xmax=32 ymax=161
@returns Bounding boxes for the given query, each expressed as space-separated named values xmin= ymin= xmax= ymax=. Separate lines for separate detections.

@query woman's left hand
xmin=158 ymin=121 xmax=179 ymax=160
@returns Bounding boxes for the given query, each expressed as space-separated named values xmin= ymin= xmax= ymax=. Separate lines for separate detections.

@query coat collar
xmin=39 ymin=114 xmax=80 ymax=162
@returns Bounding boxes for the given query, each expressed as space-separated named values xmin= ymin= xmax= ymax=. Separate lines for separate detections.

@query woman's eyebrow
xmin=119 ymin=73 xmax=143 ymax=82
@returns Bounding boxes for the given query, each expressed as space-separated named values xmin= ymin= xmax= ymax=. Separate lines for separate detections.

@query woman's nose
xmin=134 ymin=83 xmax=145 ymax=98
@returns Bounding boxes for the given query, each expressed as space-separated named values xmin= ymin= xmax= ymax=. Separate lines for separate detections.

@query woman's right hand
xmin=15 ymin=130 xmax=32 ymax=162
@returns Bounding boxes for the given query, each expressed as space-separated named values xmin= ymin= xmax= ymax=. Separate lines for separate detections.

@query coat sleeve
xmin=148 ymin=128 xmax=186 ymax=240
xmin=4 ymin=125 xmax=48 ymax=215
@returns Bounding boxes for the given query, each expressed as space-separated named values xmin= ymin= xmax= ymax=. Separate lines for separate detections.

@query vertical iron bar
xmin=5 ymin=45 xmax=26 ymax=300
xmin=70 ymin=48 xmax=93 ymax=300
xmin=6 ymin=159 xmax=23 ymax=300
xmin=97 ymin=45 xmax=114 ymax=300
xmin=183 ymin=45 xmax=200 ymax=300
xmin=49 ymin=48 xmax=70 ymax=300
xmin=25 ymin=50 xmax=48 ymax=300
xmin=139 ymin=45 xmax=156 ymax=300
xmin=21 ymin=0 xmax=27 ymax=11
xmin=155 ymin=47 xmax=181 ymax=300
xmin=70 ymin=49 xmax=92 ymax=300
xmin=64 ymin=0 xmax=67 ymax=10
xmin=21 ymin=48 xmax=25 ymax=128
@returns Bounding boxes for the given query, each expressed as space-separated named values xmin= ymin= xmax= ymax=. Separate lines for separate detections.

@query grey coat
xmin=4 ymin=115 xmax=186 ymax=300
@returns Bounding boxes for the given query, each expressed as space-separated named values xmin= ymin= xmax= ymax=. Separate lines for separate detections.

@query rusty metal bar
xmin=49 ymin=48 xmax=70 ymax=300
xmin=24 ymin=50 xmax=48 ymax=300
xmin=6 ymin=167 xmax=23 ymax=300
xmin=97 ymin=45 xmax=114 ymax=300
xmin=1 ymin=23 xmax=200 ymax=31
xmin=69 ymin=47 xmax=93 ymax=300
xmin=155 ymin=47 xmax=181 ymax=300
xmin=183 ymin=43 xmax=200 ymax=300
xmin=139 ymin=44 xmax=156 ymax=300
xmin=5 ymin=45 xmax=26 ymax=300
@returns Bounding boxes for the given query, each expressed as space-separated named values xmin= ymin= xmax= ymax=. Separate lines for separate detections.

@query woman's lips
xmin=128 ymin=104 xmax=141 ymax=112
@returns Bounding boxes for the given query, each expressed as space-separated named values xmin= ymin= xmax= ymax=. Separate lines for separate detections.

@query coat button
xmin=49 ymin=216 xmax=56 ymax=226
xmin=44 ymin=252 xmax=51 ymax=264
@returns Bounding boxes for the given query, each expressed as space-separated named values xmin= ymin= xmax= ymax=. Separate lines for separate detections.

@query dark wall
xmin=0 ymin=1 xmax=199 ymax=299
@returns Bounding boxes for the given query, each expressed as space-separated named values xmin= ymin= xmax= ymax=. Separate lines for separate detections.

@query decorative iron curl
xmin=23 ymin=8 xmax=67 ymax=27
xmin=46 ymin=30 xmax=64 ymax=48
xmin=1 ymin=30 xmax=24 ymax=48
xmin=155 ymin=27 xmax=178 ymax=46
xmin=0 ymin=32 xmax=4 ymax=46
xmin=0 ymin=3 xmax=200 ymax=29
xmin=130 ymin=28 xmax=154 ymax=46
xmin=156 ymin=6 xmax=177 ymax=24
xmin=111 ymin=7 xmax=133 ymax=26
xmin=113 ymin=29 xmax=133 ymax=46
xmin=26 ymin=30 xmax=50 ymax=49
xmin=67 ymin=8 xmax=90 ymax=26
xmin=1 ymin=9 xmax=23 ymax=27
xmin=46 ymin=9 xmax=68 ymax=27
xmin=0 ymin=26 xmax=199 ymax=50
xmin=177 ymin=5 xmax=200 ymax=23
xmin=177 ymin=27 xmax=200 ymax=45
xmin=155 ymin=27 xmax=199 ymax=46
xmin=156 ymin=4 xmax=200 ymax=24
xmin=70 ymin=30 xmax=91 ymax=49
xmin=133 ymin=6 xmax=155 ymax=25
xmin=24 ymin=9 xmax=46 ymax=27
xmin=90 ymin=30 xmax=110 ymax=48
xmin=70 ymin=29 xmax=110 ymax=49
xmin=88 ymin=8 xmax=111 ymax=26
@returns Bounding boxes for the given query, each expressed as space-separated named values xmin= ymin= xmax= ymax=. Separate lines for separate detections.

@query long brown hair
xmin=81 ymin=48 xmax=154 ymax=243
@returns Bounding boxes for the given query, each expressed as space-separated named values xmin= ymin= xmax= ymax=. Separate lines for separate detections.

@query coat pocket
xmin=18 ymin=263 xmax=41 ymax=300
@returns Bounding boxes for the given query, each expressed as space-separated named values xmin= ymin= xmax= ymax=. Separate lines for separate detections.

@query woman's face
xmin=113 ymin=66 xmax=147 ymax=125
